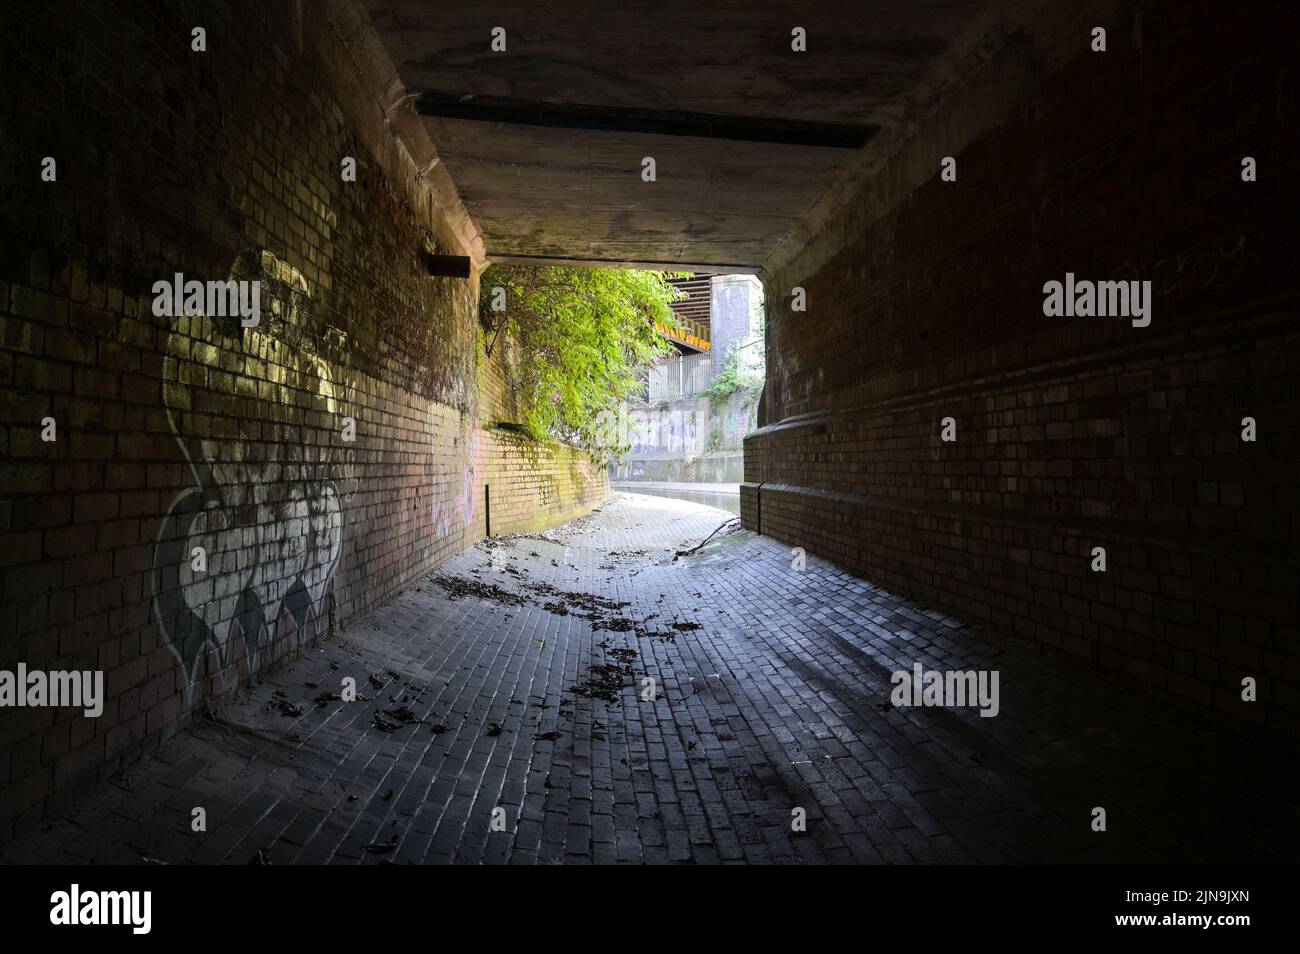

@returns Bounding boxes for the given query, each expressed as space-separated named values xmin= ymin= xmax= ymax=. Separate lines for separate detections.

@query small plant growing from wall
xmin=699 ymin=301 xmax=765 ymax=412
xmin=700 ymin=345 xmax=765 ymax=409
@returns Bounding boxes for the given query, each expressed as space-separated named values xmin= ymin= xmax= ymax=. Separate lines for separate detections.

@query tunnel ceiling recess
xmin=362 ymin=0 xmax=983 ymax=272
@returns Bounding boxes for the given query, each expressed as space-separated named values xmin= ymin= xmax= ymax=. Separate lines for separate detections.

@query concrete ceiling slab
xmin=362 ymin=0 xmax=984 ymax=271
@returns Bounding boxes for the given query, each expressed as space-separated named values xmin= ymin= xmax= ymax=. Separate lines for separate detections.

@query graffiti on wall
xmin=152 ymin=251 xmax=346 ymax=697
xmin=629 ymin=405 xmax=706 ymax=454
xmin=1115 ymin=234 xmax=1249 ymax=299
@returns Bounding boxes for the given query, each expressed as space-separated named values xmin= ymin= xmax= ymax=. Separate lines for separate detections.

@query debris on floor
xmin=432 ymin=575 xmax=527 ymax=605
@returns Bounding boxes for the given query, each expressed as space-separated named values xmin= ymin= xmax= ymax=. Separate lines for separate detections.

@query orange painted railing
xmin=654 ymin=316 xmax=711 ymax=352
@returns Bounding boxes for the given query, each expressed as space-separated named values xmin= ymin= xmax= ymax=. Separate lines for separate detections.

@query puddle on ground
xmin=676 ymin=524 xmax=753 ymax=567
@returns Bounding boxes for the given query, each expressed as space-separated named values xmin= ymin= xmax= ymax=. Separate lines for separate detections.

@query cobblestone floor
xmin=4 ymin=492 xmax=1297 ymax=864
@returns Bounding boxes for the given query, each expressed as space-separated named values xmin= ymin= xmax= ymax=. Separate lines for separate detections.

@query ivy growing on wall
xmin=479 ymin=264 xmax=686 ymax=456
xmin=699 ymin=348 xmax=764 ymax=408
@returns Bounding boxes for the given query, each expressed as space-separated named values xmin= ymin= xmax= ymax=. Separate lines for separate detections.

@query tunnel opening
xmin=473 ymin=259 xmax=763 ymax=519
xmin=610 ymin=271 xmax=764 ymax=502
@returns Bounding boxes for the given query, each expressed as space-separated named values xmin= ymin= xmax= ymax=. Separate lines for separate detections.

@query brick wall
xmin=745 ymin=0 xmax=1299 ymax=734
xmin=0 ymin=0 xmax=605 ymax=837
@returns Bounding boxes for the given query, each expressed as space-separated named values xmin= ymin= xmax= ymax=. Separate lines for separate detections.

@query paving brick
xmin=3 ymin=493 xmax=1296 ymax=864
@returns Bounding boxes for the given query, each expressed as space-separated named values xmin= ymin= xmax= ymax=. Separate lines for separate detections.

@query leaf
xmin=478 ymin=264 xmax=681 ymax=455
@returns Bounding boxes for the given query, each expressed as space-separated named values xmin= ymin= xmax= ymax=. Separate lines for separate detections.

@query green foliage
xmin=700 ymin=346 xmax=764 ymax=408
xmin=480 ymin=264 xmax=684 ymax=455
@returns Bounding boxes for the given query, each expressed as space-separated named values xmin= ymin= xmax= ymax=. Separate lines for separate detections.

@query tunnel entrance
xmin=474 ymin=260 xmax=759 ymax=523
xmin=613 ymin=272 xmax=764 ymax=489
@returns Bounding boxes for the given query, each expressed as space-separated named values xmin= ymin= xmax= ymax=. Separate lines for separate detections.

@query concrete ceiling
xmin=362 ymin=1 xmax=984 ymax=272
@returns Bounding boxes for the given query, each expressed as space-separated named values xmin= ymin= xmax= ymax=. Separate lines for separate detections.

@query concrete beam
xmin=486 ymin=252 xmax=760 ymax=274
xmin=414 ymin=91 xmax=877 ymax=149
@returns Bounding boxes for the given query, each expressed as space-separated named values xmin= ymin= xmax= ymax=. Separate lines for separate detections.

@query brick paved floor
xmin=4 ymin=492 xmax=1297 ymax=864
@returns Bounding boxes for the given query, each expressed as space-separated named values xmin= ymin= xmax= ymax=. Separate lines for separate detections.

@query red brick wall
xmin=0 ymin=0 xmax=605 ymax=836
xmin=745 ymin=0 xmax=1299 ymax=734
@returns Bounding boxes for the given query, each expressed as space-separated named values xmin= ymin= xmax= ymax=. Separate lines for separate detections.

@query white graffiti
xmin=153 ymin=251 xmax=344 ymax=695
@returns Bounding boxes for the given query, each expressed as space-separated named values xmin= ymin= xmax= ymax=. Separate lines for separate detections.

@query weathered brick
xmin=0 ymin=0 xmax=608 ymax=836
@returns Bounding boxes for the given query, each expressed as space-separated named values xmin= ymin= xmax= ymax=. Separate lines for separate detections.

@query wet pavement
xmin=612 ymin=482 xmax=741 ymax=516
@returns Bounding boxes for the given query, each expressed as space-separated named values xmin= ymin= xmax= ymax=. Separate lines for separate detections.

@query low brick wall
xmin=479 ymin=428 xmax=608 ymax=537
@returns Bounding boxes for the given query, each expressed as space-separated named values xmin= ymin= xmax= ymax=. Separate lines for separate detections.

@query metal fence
xmin=647 ymin=352 xmax=713 ymax=402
